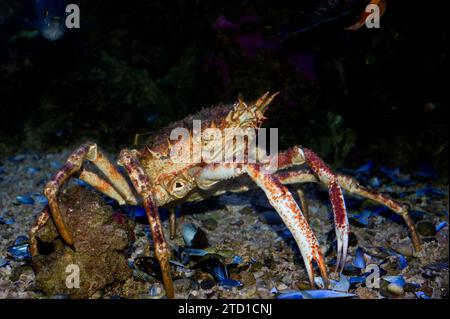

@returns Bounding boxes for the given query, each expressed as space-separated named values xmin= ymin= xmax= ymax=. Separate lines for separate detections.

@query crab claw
xmin=329 ymin=180 xmax=349 ymax=273
xmin=304 ymin=244 xmax=330 ymax=289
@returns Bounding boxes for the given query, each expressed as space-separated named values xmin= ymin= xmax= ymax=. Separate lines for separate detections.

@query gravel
xmin=0 ymin=149 xmax=448 ymax=299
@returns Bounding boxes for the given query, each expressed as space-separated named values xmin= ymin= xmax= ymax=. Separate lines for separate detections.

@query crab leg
xmin=168 ymin=208 xmax=177 ymax=240
xmin=300 ymin=149 xmax=349 ymax=273
xmin=297 ymin=189 xmax=310 ymax=223
xmin=244 ymin=164 xmax=328 ymax=286
xmin=78 ymin=169 xmax=126 ymax=205
xmin=29 ymin=207 xmax=51 ymax=257
xmin=335 ymin=174 xmax=421 ymax=251
xmin=118 ymin=149 xmax=174 ymax=299
xmin=274 ymin=169 xmax=421 ymax=251
xmin=43 ymin=143 xmax=138 ymax=245
xmin=195 ymin=163 xmax=329 ymax=287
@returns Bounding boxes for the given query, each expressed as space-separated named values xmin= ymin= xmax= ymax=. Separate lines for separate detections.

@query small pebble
xmin=276 ymin=283 xmax=288 ymax=291
xmin=202 ymin=218 xmax=218 ymax=231
xmin=296 ymin=281 xmax=311 ymax=290
xmin=239 ymin=271 xmax=256 ymax=286
xmin=391 ymin=242 xmax=414 ymax=257
xmin=229 ymin=219 xmax=244 ymax=226
xmin=173 ymin=279 xmax=197 ymax=294
xmin=387 ymin=283 xmax=404 ymax=296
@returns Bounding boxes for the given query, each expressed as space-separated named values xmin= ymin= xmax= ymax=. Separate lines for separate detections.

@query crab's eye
xmin=174 ymin=181 xmax=183 ymax=189
xmin=168 ymin=178 xmax=188 ymax=198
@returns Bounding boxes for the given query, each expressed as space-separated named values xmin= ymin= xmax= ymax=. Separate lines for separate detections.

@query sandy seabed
xmin=0 ymin=149 xmax=448 ymax=299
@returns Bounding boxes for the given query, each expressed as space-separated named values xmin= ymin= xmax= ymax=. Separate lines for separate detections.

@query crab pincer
xmin=303 ymin=148 xmax=349 ymax=274
xmin=244 ymin=164 xmax=329 ymax=288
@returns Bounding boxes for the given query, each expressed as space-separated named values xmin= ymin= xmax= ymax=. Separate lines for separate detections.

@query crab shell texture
xmin=137 ymin=93 xmax=275 ymax=207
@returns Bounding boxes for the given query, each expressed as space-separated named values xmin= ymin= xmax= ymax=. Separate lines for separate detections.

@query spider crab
xmin=29 ymin=92 xmax=421 ymax=298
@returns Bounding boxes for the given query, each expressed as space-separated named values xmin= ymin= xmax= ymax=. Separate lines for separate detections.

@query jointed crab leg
xmin=302 ymin=148 xmax=349 ymax=273
xmin=297 ymin=189 xmax=310 ymax=223
xmin=78 ymin=169 xmax=126 ymax=205
xmin=29 ymin=207 xmax=50 ymax=257
xmin=118 ymin=149 xmax=174 ymax=299
xmin=44 ymin=143 xmax=138 ymax=245
xmin=168 ymin=208 xmax=177 ymax=239
xmin=244 ymin=164 xmax=329 ymax=287
xmin=274 ymin=169 xmax=421 ymax=251
xmin=335 ymin=174 xmax=421 ymax=251
xmin=195 ymin=163 xmax=329 ymax=288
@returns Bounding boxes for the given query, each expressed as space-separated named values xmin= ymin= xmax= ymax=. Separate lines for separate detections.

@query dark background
xmin=0 ymin=0 xmax=447 ymax=176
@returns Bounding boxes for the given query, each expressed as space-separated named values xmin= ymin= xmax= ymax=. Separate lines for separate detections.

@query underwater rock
xmin=31 ymin=186 xmax=135 ymax=298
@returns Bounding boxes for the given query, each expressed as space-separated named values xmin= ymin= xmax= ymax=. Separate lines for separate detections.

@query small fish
xmin=35 ymin=0 xmax=68 ymax=41
xmin=16 ymin=195 xmax=35 ymax=205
